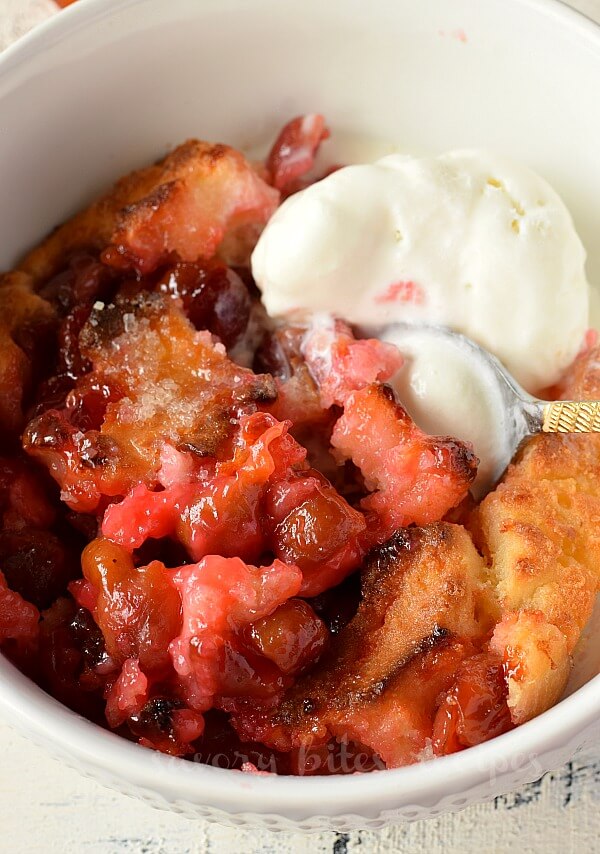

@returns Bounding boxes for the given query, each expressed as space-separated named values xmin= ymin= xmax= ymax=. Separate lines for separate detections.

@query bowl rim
xmin=1 ymin=0 xmax=600 ymax=817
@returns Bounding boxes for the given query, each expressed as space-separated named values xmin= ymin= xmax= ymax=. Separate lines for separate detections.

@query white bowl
xmin=1 ymin=0 xmax=600 ymax=832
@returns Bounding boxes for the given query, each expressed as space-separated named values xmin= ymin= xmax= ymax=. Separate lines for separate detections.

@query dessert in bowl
xmin=0 ymin=0 xmax=600 ymax=831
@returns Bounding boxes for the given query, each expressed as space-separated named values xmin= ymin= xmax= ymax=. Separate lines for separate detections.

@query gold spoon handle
xmin=542 ymin=401 xmax=600 ymax=433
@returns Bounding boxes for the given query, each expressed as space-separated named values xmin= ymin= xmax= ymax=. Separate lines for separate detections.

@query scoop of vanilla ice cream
xmin=252 ymin=150 xmax=589 ymax=391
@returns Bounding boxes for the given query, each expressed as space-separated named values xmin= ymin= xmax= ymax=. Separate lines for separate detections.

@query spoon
xmin=378 ymin=323 xmax=600 ymax=497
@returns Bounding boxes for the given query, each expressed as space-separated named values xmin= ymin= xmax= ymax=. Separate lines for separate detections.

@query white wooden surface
xmin=2 ymin=721 xmax=600 ymax=853
xmin=2 ymin=1 xmax=600 ymax=851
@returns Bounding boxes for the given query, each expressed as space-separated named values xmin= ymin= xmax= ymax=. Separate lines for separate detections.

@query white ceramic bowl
xmin=1 ymin=0 xmax=600 ymax=832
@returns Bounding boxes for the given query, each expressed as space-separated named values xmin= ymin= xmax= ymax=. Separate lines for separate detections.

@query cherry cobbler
xmin=0 ymin=117 xmax=598 ymax=775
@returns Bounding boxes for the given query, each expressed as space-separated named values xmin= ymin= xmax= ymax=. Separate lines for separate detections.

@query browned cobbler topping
xmin=229 ymin=522 xmax=496 ymax=768
xmin=23 ymin=293 xmax=276 ymax=512
xmin=0 ymin=115 xmax=598 ymax=773
xmin=20 ymin=140 xmax=280 ymax=283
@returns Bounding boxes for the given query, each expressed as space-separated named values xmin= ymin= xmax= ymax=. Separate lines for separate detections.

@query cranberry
xmin=82 ymin=538 xmax=182 ymax=674
xmin=67 ymin=379 xmax=119 ymax=432
xmin=0 ymin=529 xmax=79 ymax=610
xmin=157 ymin=260 xmax=251 ymax=347
xmin=254 ymin=331 xmax=294 ymax=381
xmin=244 ymin=599 xmax=328 ymax=676
xmin=38 ymin=598 xmax=107 ymax=722
xmin=217 ymin=642 xmax=287 ymax=700
xmin=432 ymin=653 xmax=513 ymax=754
xmin=40 ymin=252 xmax=116 ymax=315
xmin=265 ymin=114 xmax=329 ymax=195
xmin=129 ymin=697 xmax=182 ymax=740
xmin=30 ymin=374 xmax=75 ymax=419
xmin=119 ymin=694 xmax=204 ymax=756
xmin=265 ymin=474 xmax=366 ymax=596
xmin=68 ymin=607 xmax=109 ymax=670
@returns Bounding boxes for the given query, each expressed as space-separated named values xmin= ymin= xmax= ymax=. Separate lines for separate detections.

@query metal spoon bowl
xmin=378 ymin=323 xmax=600 ymax=497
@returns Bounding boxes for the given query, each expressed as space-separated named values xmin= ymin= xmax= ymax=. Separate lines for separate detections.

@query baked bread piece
xmin=23 ymin=293 xmax=276 ymax=512
xmin=232 ymin=522 xmax=495 ymax=766
xmin=472 ymin=345 xmax=600 ymax=724
xmin=19 ymin=141 xmax=279 ymax=283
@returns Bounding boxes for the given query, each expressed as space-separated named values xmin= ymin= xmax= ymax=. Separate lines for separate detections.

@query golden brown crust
xmin=23 ymin=294 xmax=277 ymax=511
xmin=19 ymin=140 xmax=279 ymax=284
xmin=232 ymin=523 xmax=494 ymax=763
xmin=471 ymin=345 xmax=600 ymax=723
xmin=19 ymin=157 xmax=165 ymax=283
xmin=293 ymin=523 xmax=493 ymax=717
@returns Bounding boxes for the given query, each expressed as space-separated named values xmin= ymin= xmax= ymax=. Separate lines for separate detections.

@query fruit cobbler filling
xmin=1 ymin=116 xmax=600 ymax=775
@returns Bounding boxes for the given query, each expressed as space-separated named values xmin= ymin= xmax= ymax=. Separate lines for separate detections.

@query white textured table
xmin=2 ymin=1 xmax=600 ymax=851
xmin=1 ymin=722 xmax=600 ymax=852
